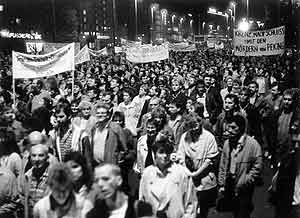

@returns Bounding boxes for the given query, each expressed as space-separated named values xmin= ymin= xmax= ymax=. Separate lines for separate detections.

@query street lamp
xmin=135 ymin=0 xmax=138 ymax=40
xmin=231 ymin=2 xmax=236 ymax=28
xmin=172 ymin=14 xmax=176 ymax=25
xmin=202 ymin=22 xmax=205 ymax=34
xmin=238 ymin=18 xmax=250 ymax=32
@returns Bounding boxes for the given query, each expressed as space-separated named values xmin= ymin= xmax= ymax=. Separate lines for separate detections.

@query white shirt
xmin=109 ymin=199 xmax=128 ymax=218
xmin=93 ymin=128 xmax=108 ymax=163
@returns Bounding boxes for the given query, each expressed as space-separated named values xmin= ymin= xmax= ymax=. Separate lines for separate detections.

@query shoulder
xmin=141 ymin=165 xmax=156 ymax=177
xmin=34 ymin=195 xmax=50 ymax=210
xmin=9 ymin=152 xmax=22 ymax=161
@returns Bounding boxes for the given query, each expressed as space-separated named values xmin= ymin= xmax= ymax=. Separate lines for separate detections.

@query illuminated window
xmin=83 ymin=9 xmax=86 ymax=15
xmin=0 ymin=5 xmax=4 ymax=12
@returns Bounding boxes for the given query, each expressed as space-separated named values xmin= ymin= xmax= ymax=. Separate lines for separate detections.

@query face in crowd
xmin=224 ymin=96 xmax=236 ymax=112
xmin=95 ymin=106 xmax=110 ymax=123
xmin=30 ymin=144 xmax=49 ymax=169
xmin=94 ymin=165 xmax=122 ymax=200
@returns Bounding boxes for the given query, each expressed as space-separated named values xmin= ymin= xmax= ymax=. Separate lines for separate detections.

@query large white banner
xmin=169 ymin=42 xmax=196 ymax=52
xmin=13 ymin=43 xmax=75 ymax=79
xmin=126 ymin=44 xmax=169 ymax=63
xmin=234 ymin=26 xmax=285 ymax=56
xmin=43 ymin=42 xmax=80 ymax=54
xmin=75 ymin=45 xmax=90 ymax=65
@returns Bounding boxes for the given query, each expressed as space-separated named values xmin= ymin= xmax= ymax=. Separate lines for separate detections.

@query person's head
xmin=122 ymin=88 xmax=135 ymax=104
xmin=146 ymin=118 xmax=159 ymax=138
xmin=0 ymin=128 xmax=19 ymax=156
xmin=225 ymin=76 xmax=233 ymax=88
xmin=48 ymin=163 xmax=74 ymax=205
xmin=239 ymin=87 xmax=250 ymax=105
xmin=95 ymin=103 xmax=111 ymax=123
xmin=27 ymin=131 xmax=48 ymax=148
xmin=152 ymin=137 xmax=173 ymax=170
xmin=102 ymin=91 xmax=114 ymax=107
xmin=270 ymin=82 xmax=280 ymax=97
xmin=94 ymin=163 xmax=123 ymax=200
xmin=282 ymin=89 xmax=295 ymax=111
xmin=54 ymin=102 xmax=72 ymax=127
xmin=110 ymin=76 xmax=121 ymax=90
xmin=227 ymin=114 xmax=247 ymax=141
xmin=248 ymin=81 xmax=259 ymax=96
xmin=232 ymin=78 xmax=242 ymax=93
xmin=183 ymin=113 xmax=203 ymax=143
xmin=149 ymin=85 xmax=160 ymax=97
xmin=203 ymin=74 xmax=211 ymax=87
xmin=171 ymin=78 xmax=182 ymax=93
xmin=30 ymin=144 xmax=49 ymax=169
xmin=197 ymin=80 xmax=206 ymax=94
xmin=188 ymin=102 xmax=204 ymax=118
xmin=149 ymin=97 xmax=161 ymax=111
xmin=168 ymin=98 xmax=183 ymax=116
xmin=86 ymin=87 xmax=98 ymax=101
xmin=73 ymin=81 xmax=83 ymax=95
xmin=78 ymin=100 xmax=93 ymax=119
xmin=151 ymin=107 xmax=167 ymax=131
xmin=0 ymin=91 xmax=11 ymax=106
xmin=224 ymin=94 xmax=239 ymax=112
xmin=87 ymin=77 xmax=96 ymax=88
xmin=32 ymin=79 xmax=44 ymax=93
xmin=2 ymin=107 xmax=16 ymax=123
xmin=65 ymin=152 xmax=92 ymax=189
xmin=139 ymin=84 xmax=148 ymax=97
xmin=112 ymin=111 xmax=125 ymax=128
xmin=70 ymin=100 xmax=79 ymax=116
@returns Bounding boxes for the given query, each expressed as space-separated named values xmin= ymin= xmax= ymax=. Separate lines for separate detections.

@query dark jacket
xmin=81 ymin=121 xmax=128 ymax=167
xmin=86 ymin=196 xmax=136 ymax=218
xmin=206 ymin=86 xmax=223 ymax=125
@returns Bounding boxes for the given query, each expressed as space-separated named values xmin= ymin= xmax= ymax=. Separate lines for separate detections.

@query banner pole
xmin=12 ymin=77 xmax=16 ymax=108
xmin=71 ymin=70 xmax=74 ymax=100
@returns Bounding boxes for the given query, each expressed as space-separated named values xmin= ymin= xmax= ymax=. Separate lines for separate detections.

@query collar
xmin=236 ymin=134 xmax=247 ymax=150
xmin=154 ymin=163 xmax=173 ymax=177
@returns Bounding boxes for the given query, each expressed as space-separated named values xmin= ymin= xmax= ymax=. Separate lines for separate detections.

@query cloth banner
xmin=126 ymin=44 xmax=169 ymax=63
xmin=234 ymin=26 xmax=285 ymax=56
xmin=42 ymin=42 xmax=80 ymax=54
xmin=75 ymin=45 xmax=90 ymax=65
xmin=89 ymin=47 xmax=108 ymax=56
xmin=12 ymin=43 xmax=75 ymax=79
xmin=115 ymin=46 xmax=124 ymax=54
xmin=169 ymin=42 xmax=196 ymax=52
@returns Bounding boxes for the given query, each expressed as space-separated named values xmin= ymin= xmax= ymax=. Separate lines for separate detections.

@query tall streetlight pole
xmin=51 ymin=0 xmax=56 ymax=42
xmin=112 ymin=0 xmax=117 ymax=52
xmin=135 ymin=0 xmax=138 ymax=40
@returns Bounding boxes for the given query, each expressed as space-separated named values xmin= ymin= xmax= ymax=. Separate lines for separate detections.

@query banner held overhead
xmin=233 ymin=26 xmax=285 ymax=56
xmin=126 ymin=44 xmax=169 ymax=63
xmin=12 ymin=43 xmax=75 ymax=79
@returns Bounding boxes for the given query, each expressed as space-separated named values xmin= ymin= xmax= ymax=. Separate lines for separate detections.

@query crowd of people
xmin=0 ymin=47 xmax=299 ymax=218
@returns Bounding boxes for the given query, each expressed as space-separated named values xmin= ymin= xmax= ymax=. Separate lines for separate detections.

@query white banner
xmin=89 ymin=48 xmax=108 ymax=56
xmin=13 ymin=43 xmax=75 ymax=79
xmin=43 ymin=42 xmax=80 ymax=54
xmin=75 ymin=45 xmax=90 ymax=65
xmin=234 ymin=26 xmax=285 ymax=56
xmin=169 ymin=42 xmax=196 ymax=52
xmin=126 ymin=44 xmax=169 ymax=63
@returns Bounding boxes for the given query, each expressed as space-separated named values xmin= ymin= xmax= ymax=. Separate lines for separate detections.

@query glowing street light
xmin=188 ymin=13 xmax=192 ymax=17
xmin=238 ymin=18 xmax=250 ymax=32
xmin=172 ymin=14 xmax=176 ymax=25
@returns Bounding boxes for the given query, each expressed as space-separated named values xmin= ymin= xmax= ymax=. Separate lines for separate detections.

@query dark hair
xmin=112 ymin=111 xmax=125 ymax=128
xmin=228 ymin=114 xmax=247 ymax=134
xmin=48 ymin=163 xmax=74 ymax=190
xmin=225 ymin=93 xmax=240 ymax=107
xmin=54 ymin=101 xmax=72 ymax=118
xmin=192 ymin=103 xmax=204 ymax=118
xmin=270 ymin=81 xmax=279 ymax=89
xmin=248 ymin=81 xmax=259 ymax=89
xmin=74 ymin=81 xmax=83 ymax=90
xmin=240 ymin=87 xmax=250 ymax=97
xmin=151 ymin=107 xmax=167 ymax=131
xmin=152 ymin=136 xmax=174 ymax=155
xmin=64 ymin=152 xmax=93 ymax=190
xmin=0 ymin=128 xmax=20 ymax=156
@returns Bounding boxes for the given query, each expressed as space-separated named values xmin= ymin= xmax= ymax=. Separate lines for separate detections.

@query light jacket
xmin=139 ymin=164 xmax=196 ymax=218
xmin=218 ymin=134 xmax=263 ymax=194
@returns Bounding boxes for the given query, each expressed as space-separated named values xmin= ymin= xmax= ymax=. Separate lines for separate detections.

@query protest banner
xmin=168 ymin=42 xmax=196 ymax=52
xmin=126 ymin=44 xmax=169 ymax=63
xmin=233 ymin=26 xmax=285 ymax=56
xmin=43 ymin=42 xmax=80 ymax=54
xmin=12 ymin=43 xmax=75 ymax=79
xmin=75 ymin=45 xmax=90 ymax=65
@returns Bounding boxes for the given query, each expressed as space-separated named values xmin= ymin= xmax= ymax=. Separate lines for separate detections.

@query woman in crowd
xmin=177 ymin=114 xmax=219 ymax=218
xmin=72 ymin=100 xmax=97 ymax=131
xmin=0 ymin=128 xmax=22 ymax=177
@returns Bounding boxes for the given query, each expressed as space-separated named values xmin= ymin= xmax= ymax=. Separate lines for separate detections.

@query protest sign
xmin=169 ymin=42 xmax=196 ymax=52
xmin=233 ymin=26 xmax=285 ymax=56
xmin=43 ymin=42 xmax=80 ymax=54
xmin=12 ymin=43 xmax=75 ymax=79
xmin=89 ymin=47 xmax=108 ymax=56
xmin=75 ymin=45 xmax=90 ymax=65
xmin=126 ymin=44 xmax=169 ymax=63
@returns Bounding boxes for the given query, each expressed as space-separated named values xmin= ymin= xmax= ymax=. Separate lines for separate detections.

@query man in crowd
xmin=27 ymin=79 xmax=51 ymax=113
xmin=218 ymin=114 xmax=263 ymax=218
xmin=19 ymin=144 xmax=51 ymax=217
xmin=86 ymin=163 xmax=137 ymax=218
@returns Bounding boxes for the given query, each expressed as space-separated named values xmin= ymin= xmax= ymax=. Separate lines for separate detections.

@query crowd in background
xmin=0 ymin=47 xmax=299 ymax=218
